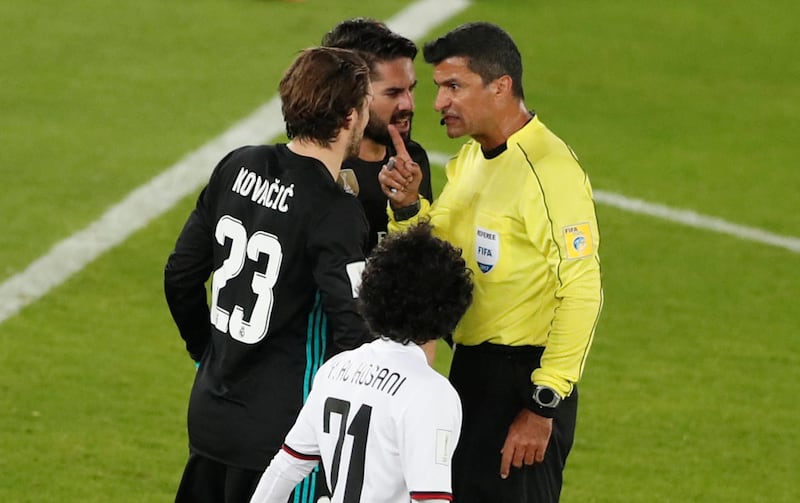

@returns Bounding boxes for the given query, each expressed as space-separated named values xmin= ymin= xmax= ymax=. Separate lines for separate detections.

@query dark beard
xmin=364 ymin=117 xmax=393 ymax=146
xmin=364 ymin=112 xmax=413 ymax=147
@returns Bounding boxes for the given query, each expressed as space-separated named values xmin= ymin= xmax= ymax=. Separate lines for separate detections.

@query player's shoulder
xmin=222 ymin=144 xmax=279 ymax=163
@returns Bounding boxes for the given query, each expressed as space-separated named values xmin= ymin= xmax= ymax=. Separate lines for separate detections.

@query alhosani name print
xmin=325 ymin=359 xmax=407 ymax=397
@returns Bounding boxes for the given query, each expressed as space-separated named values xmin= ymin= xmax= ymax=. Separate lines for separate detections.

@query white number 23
xmin=210 ymin=216 xmax=283 ymax=344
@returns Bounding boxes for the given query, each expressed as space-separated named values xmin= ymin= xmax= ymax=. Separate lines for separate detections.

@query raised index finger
xmin=387 ymin=124 xmax=410 ymax=162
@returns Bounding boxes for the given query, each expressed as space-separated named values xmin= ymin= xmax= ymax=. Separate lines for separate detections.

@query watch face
xmin=537 ymin=388 xmax=555 ymax=404
xmin=534 ymin=386 xmax=560 ymax=408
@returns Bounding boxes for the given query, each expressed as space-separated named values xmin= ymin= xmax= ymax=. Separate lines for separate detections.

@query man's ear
xmin=493 ymin=75 xmax=514 ymax=98
xmin=343 ymin=108 xmax=357 ymax=131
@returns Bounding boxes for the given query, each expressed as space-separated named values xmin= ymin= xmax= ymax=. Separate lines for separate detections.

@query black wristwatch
xmin=529 ymin=385 xmax=561 ymax=418
xmin=392 ymin=198 xmax=421 ymax=221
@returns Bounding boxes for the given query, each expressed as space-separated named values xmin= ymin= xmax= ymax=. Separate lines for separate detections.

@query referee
xmin=380 ymin=22 xmax=603 ymax=503
xmin=164 ymin=47 xmax=375 ymax=503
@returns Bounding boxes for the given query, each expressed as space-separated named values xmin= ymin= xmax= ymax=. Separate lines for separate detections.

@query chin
xmin=445 ymin=126 xmax=461 ymax=139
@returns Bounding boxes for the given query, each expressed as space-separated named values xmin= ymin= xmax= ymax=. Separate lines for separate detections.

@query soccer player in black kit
xmin=322 ymin=18 xmax=434 ymax=254
xmin=164 ymin=47 xmax=375 ymax=503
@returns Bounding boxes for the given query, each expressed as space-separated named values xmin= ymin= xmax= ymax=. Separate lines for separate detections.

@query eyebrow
xmin=434 ymin=77 xmax=459 ymax=87
xmin=384 ymin=81 xmax=417 ymax=93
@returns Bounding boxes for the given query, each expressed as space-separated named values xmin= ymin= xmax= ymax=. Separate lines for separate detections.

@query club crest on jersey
xmin=562 ymin=222 xmax=594 ymax=259
xmin=475 ymin=227 xmax=499 ymax=273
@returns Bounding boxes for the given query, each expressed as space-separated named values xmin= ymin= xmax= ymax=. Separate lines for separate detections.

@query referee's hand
xmin=499 ymin=409 xmax=553 ymax=479
xmin=378 ymin=124 xmax=421 ymax=208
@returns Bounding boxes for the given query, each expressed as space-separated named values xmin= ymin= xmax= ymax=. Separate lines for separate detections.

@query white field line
xmin=0 ymin=0 xmax=471 ymax=326
xmin=427 ymin=151 xmax=800 ymax=254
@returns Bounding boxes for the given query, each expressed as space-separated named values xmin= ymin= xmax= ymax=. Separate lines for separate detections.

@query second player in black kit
xmin=165 ymin=47 xmax=375 ymax=503
xmin=323 ymin=18 xmax=434 ymax=254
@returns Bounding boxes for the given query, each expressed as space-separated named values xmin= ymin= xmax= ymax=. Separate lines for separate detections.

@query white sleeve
xmin=249 ymin=448 xmax=319 ymax=503
xmin=401 ymin=379 xmax=462 ymax=500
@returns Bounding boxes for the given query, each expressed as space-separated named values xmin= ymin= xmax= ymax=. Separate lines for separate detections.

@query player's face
xmin=364 ymin=58 xmax=416 ymax=145
xmin=348 ymin=93 xmax=373 ymax=158
xmin=432 ymin=56 xmax=497 ymax=140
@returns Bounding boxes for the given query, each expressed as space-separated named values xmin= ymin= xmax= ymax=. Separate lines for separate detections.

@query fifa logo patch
xmin=475 ymin=227 xmax=499 ymax=273
xmin=562 ymin=222 xmax=594 ymax=259
xmin=435 ymin=429 xmax=453 ymax=465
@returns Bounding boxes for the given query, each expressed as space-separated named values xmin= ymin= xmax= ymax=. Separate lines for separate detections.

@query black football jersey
xmin=343 ymin=139 xmax=433 ymax=255
xmin=164 ymin=144 xmax=372 ymax=469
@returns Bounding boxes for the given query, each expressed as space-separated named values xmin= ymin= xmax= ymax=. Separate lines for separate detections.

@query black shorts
xmin=174 ymin=452 xmax=328 ymax=503
xmin=449 ymin=343 xmax=578 ymax=503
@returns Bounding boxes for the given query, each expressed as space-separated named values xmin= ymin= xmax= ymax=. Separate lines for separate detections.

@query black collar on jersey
xmin=480 ymin=111 xmax=536 ymax=160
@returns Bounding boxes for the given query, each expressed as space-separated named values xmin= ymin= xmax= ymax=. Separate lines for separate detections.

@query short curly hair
xmin=357 ymin=222 xmax=473 ymax=345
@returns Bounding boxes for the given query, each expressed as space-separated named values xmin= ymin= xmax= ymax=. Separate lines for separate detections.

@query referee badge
xmin=562 ymin=222 xmax=594 ymax=259
xmin=475 ymin=226 xmax=499 ymax=273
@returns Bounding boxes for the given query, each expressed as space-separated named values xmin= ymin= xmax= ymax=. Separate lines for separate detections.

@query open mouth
xmin=392 ymin=118 xmax=411 ymax=131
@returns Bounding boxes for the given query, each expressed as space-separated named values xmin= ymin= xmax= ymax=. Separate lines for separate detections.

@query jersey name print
xmin=230 ymin=166 xmax=295 ymax=213
xmin=323 ymin=357 xmax=407 ymax=396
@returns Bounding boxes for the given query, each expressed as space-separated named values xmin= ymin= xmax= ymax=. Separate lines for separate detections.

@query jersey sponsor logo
xmin=231 ymin=167 xmax=294 ymax=213
xmin=475 ymin=227 xmax=499 ymax=273
xmin=435 ymin=429 xmax=453 ymax=466
xmin=562 ymin=222 xmax=594 ymax=259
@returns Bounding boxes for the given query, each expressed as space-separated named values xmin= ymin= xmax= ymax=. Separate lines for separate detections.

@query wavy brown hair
xmin=279 ymin=47 xmax=371 ymax=146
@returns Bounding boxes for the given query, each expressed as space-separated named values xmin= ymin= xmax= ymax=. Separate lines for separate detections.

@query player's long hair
xmin=279 ymin=47 xmax=371 ymax=147
xmin=358 ymin=222 xmax=473 ymax=345
xmin=423 ymin=22 xmax=525 ymax=99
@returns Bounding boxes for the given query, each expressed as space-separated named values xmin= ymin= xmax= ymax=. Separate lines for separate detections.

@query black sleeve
xmin=307 ymin=197 xmax=372 ymax=354
xmin=163 ymin=152 xmax=234 ymax=361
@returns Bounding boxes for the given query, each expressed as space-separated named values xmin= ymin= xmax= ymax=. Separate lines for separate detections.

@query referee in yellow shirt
xmin=380 ymin=22 xmax=603 ymax=503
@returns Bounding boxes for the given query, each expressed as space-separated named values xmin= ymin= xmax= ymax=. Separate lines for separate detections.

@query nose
xmin=434 ymin=88 xmax=449 ymax=113
xmin=397 ymin=90 xmax=413 ymax=111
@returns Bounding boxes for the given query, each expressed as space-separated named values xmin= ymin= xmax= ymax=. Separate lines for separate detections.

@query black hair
xmin=358 ymin=222 xmax=473 ymax=345
xmin=423 ymin=22 xmax=524 ymax=99
xmin=322 ymin=18 xmax=418 ymax=62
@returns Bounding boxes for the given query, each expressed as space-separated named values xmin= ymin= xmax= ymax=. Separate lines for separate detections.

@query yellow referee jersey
xmin=389 ymin=116 xmax=603 ymax=397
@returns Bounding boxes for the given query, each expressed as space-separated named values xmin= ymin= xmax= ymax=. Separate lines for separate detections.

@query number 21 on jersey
xmin=210 ymin=215 xmax=283 ymax=344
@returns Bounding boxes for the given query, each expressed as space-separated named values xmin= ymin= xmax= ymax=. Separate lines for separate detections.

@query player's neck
xmin=420 ymin=340 xmax=437 ymax=367
xmin=287 ymin=139 xmax=346 ymax=181
xmin=358 ymin=138 xmax=387 ymax=163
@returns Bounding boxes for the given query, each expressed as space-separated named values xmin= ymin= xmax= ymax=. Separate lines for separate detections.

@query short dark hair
xmin=423 ymin=22 xmax=524 ymax=99
xmin=279 ymin=47 xmax=370 ymax=146
xmin=358 ymin=222 xmax=473 ymax=345
xmin=322 ymin=18 xmax=418 ymax=65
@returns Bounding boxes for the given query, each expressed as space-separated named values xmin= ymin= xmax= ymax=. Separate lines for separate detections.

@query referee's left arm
xmin=527 ymin=155 xmax=603 ymax=399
